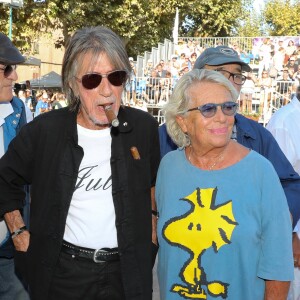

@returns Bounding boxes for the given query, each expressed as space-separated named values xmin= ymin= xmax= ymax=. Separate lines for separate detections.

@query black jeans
xmin=48 ymin=250 xmax=125 ymax=300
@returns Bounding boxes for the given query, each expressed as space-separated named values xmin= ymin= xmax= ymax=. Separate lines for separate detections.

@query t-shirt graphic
xmin=162 ymin=187 xmax=238 ymax=299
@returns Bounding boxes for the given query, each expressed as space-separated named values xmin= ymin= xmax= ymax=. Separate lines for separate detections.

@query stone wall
xmin=17 ymin=34 xmax=65 ymax=83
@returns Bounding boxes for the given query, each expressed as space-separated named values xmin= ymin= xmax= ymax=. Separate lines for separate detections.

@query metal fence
xmin=123 ymin=76 xmax=296 ymax=126
xmin=135 ymin=35 xmax=300 ymax=77
xmin=178 ymin=36 xmax=300 ymax=54
xmin=178 ymin=37 xmax=254 ymax=53
xmin=132 ymin=35 xmax=300 ymax=125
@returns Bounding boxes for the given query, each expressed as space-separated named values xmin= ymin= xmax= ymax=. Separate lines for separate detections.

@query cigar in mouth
xmin=104 ymin=105 xmax=119 ymax=127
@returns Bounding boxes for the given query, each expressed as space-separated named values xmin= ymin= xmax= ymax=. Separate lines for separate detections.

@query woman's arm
xmin=264 ymin=280 xmax=290 ymax=300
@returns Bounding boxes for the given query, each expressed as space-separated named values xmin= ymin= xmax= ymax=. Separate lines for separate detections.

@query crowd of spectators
xmin=13 ymin=81 xmax=67 ymax=121
xmin=125 ymin=37 xmax=300 ymax=123
xmin=238 ymin=37 xmax=300 ymax=120
xmin=16 ymin=38 xmax=300 ymax=123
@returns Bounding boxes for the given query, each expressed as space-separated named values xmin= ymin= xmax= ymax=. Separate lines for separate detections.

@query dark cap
xmin=193 ymin=46 xmax=251 ymax=72
xmin=0 ymin=33 xmax=25 ymax=65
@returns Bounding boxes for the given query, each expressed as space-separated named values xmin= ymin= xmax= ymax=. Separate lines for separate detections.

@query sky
xmin=253 ymin=0 xmax=265 ymax=13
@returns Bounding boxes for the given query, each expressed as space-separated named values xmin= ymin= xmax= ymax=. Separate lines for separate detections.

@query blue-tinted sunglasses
xmin=187 ymin=101 xmax=238 ymax=118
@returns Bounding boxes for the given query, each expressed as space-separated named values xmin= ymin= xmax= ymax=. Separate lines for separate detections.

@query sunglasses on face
xmin=187 ymin=101 xmax=238 ymax=118
xmin=0 ymin=65 xmax=17 ymax=78
xmin=76 ymin=70 xmax=128 ymax=89
xmin=215 ymin=69 xmax=246 ymax=85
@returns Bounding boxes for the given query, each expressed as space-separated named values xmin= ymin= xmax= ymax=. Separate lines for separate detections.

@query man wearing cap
xmin=0 ymin=33 xmax=30 ymax=300
xmin=159 ymin=45 xmax=300 ymax=230
xmin=34 ymin=91 xmax=49 ymax=116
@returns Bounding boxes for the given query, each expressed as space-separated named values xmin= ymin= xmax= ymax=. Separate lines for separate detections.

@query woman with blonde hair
xmin=156 ymin=69 xmax=293 ymax=300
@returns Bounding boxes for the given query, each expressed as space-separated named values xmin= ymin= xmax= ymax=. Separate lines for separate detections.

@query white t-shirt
xmin=63 ymin=125 xmax=118 ymax=249
xmin=267 ymin=96 xmax=300 ymax=234
xmin=19 ymin=98 xmax=33 ymax=122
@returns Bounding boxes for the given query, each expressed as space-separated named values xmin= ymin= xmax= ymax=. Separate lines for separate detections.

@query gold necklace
xmin=188 ymin=146 xmax=226 ymax=171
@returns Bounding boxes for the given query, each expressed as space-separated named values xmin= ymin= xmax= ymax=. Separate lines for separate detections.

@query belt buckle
xmin=93 ymin=249 xmax=106 ymax=263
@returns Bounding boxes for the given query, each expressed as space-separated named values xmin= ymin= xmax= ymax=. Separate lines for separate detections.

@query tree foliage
xmin=0 ymin=0 xmax=179 ymax=56
xmin=264 ymin=0 xmax=300 ymax=36
xmin=178 ymin=0 xmax=245 ymax=37
xmin=234 ymin=0 xmax=263 ymax=37
xmin=0 ymin=0 xmax=267 ymax=57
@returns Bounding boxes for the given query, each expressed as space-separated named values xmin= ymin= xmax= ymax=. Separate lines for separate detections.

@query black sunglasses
xmin=76 ymin=70 xmax=128 ymax=89
xmin=187 ymin=101 xmax=238 ymax=118
xmin=215 ymin=69 xmax=246 ymax=85
xmin=0 ymin=65 xmax=17 ymax=78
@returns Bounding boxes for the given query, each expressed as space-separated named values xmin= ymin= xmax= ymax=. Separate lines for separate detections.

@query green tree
xmin=177 ymin=0 xmax=245 ymax=37
xmin=0 ymin=0 xmax=178 ymax=56
xmin=264 ymin=0 xmax=300 ymax=36
xmin=234 ymin=0 xmax=262 ymax=37
xmin=0 ymin=0 xmax=256 ymax=57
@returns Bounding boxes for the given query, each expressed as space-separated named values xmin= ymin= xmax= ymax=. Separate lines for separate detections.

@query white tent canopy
xmin=22 ymin=71 xmax=62 ymax=88
xmin=21 ymin=56 xmax=41 ymax=67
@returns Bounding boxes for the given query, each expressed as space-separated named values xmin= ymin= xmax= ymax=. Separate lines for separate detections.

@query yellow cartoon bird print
xmin=162 ymin=187 xmax=238 ymax=299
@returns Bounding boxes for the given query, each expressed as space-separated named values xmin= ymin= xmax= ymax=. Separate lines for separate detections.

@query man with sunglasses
xmin=0 ymin=27 xmax=160 ymax=300
xmin=159 ymin=45 xmax=300 ymax=231
xmin=0 ymin=33 xmax=30 ymax=300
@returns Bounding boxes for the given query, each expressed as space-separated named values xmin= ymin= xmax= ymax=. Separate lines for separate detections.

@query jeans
xmin=48 ymin=250 xmax=125 ymax=300
xmin=0 ymin=257 xmax=30 ymax=300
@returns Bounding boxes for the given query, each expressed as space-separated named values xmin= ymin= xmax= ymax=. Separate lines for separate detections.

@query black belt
xmin=61 ymin=240 xmax=119 ymax=263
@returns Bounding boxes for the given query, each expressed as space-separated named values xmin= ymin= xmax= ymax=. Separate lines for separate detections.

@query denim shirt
xmin=159 ymin=113 xmax=300 ymax=228
xmin=2 ymin=97 xmax=27 ymax=151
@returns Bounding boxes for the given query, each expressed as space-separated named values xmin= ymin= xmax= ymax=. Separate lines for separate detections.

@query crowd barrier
xmin=123 ymin=76 xmax=295 ymax=126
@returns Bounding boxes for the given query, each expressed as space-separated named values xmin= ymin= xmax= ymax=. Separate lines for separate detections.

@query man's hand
xmin=12 ymin=230 xmax=30 ymax=252
xmin=4 ymin=210 xmax=29 ymax=252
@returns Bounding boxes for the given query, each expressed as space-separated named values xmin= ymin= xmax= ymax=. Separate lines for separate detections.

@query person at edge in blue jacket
xmin=159 ymin=45 xmax=300 ymax=229
xmin=0 ymin=32 xmax=30 ymax=300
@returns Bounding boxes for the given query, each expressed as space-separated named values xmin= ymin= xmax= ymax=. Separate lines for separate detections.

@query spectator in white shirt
xmin=267 ymin=85 xmax=300 ymax=300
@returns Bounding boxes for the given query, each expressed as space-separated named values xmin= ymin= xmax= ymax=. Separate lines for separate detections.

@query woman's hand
xmin=152 ymin=214 xmax=158 ymax=246
xmin=293 ymin=233 xmax=300 ymax=267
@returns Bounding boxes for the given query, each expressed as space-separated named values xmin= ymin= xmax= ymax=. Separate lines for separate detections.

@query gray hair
xmin=62 ymin=26 xmax=131 ymax=111
xmin=164 ymin=69 xmax=238 ymax=147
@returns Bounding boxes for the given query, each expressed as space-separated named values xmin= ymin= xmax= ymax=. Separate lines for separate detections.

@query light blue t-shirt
xmin=156 ymin=149 xmax=293 ymax=300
